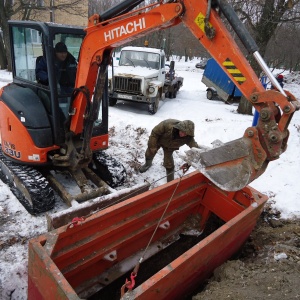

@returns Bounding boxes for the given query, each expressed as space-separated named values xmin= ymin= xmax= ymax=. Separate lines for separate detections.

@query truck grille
xmin=114 ymin=76 xmax=141 ymax=94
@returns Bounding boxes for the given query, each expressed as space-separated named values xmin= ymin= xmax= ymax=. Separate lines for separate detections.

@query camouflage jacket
xmin=148 ymin=119 xmax=199 ymax=151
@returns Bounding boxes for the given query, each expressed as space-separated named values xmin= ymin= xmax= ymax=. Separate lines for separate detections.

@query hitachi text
xmin=104 ymin=18 xmax=146 ymax=42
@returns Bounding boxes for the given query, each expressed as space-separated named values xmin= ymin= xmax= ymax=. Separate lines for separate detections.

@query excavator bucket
xmin=183 ymin=136 xmax=267 ymax=191
xmin=28 ymin=171 xmax=268 ymax=300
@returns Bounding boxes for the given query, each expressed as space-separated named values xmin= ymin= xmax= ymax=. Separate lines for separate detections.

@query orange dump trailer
xmin=28 ymin=171 xmax=268 ymax=299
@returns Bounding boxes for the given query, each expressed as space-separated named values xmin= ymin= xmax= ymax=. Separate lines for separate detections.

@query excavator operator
xmin=53 ymin=42 xmax=77 ymax=95
xmin=36 ymin=42 xmax=77 ymax=93
xmin=36 ymin=42 xmax=77 ymax=117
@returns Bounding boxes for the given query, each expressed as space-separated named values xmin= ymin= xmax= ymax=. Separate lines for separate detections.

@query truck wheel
xmin=172 ymin=86 xmax=177 ymax=98
xmin=168 ymin=85 xmax=177 ymax=99
xmin=148 ymin=95 xmax=160 ymax=115
xmin=109 ymin=97 xmax=117 ymax=106
xmin=206 ymin=90 xmax=214 ymax=100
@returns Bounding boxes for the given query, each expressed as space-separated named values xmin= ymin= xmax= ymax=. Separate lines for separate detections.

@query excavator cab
xmin=4 ymin=21 xmax=108 ymax=152
xmin=0 ymin=21 xmax=126 ymax=214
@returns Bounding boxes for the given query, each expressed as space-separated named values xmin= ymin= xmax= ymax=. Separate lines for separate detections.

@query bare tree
xmin=265 ymin=23 xmax=300 ymax=71
xmin=0 ymin=0 xmax=13 ymax=70
xmin=89 ymin=0 xmax=123 ymax=17
xmin=230 ymin=0 xmax=300 ymax=114
xmin=0 ymin=0 xmax=86 ymax=70
xmin=175 ymin=24 xmax=210 ymax=61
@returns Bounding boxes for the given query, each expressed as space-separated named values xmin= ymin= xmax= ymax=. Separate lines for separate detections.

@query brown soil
xmin=192 ymin=204 xmax=300 ymax=300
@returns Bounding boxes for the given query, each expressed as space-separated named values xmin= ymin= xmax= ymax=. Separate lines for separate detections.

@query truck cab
xmin=119 ymin=46 xmax=166 ymax=83
xmin=108 ymin=46 xmax=166 ymax=114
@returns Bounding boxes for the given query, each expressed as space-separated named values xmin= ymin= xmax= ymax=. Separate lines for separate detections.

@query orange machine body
xmin=0 ymin=99 xmax=108 ymax=163
xmin=0 ymin=101 xmax=58 ymax=164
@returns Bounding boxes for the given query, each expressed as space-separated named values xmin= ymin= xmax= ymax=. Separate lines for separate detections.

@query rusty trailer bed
xmin=28 ymin=171 xmax=268 ymax=299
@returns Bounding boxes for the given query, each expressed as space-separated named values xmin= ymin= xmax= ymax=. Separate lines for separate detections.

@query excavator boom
xmin=69 ymin=0 xmax=299 ymax=190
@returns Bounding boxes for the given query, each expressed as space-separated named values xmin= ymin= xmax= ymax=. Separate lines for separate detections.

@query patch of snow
xmin=274 ymin=252 xmax=288 ymax=261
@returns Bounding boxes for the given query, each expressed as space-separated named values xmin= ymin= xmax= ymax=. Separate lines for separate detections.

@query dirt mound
xmin=192 ymin=206 xmax=300 ymax=300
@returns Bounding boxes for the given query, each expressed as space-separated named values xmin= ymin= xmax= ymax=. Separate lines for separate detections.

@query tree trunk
xmin=0 ymin=34 xmax=7 ymax=69
xmin=1 ymin=24 xmax=12 ymax=71
xmin=236 ymin=57 xmax=260 ymax=115
xmin=237 ymin=95 xmax=253 ymax=115
xmin=184 ymin=48 xmax=188 ymax=62
xmin=0 ymin=1 xmax=12 ymax=71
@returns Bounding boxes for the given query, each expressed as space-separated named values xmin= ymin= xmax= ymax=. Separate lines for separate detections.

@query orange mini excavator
xmin=0 ymin=0 xmax=299 ymax=215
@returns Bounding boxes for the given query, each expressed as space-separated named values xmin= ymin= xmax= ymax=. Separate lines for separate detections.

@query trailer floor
xmin=88 ymin=214 xmax=225 ymax=300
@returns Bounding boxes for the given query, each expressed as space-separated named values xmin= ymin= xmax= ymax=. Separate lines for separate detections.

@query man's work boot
xmin=139 ymin=159 xmax=153 ymax=173
xmin=166 ymin=168 xmax=174 ymax=182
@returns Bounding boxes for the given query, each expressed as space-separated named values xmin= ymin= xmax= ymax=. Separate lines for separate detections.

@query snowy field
xmin=0 ymin=59 xmax=299 ymax=299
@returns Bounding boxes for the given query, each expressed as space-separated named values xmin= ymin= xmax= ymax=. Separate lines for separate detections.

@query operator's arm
xmin=35 ymin=57 xmax=49 ymax=85
xmin=186 ymin=138 xmax=199 ymax=149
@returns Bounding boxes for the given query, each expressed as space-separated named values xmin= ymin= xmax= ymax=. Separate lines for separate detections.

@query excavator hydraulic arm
xmin=70 ymin=0 xmax=299 ymax=191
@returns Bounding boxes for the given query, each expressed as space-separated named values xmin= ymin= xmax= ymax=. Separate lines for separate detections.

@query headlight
xmin=148 ymin=86 xmax=155 ymax=93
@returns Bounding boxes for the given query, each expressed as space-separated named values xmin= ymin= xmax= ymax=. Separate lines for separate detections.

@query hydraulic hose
xmin=100 ymin=0 xmax=145 ymax=21
xmin=216 ymin=0 xmax=286 ymax=95
xmin=216 ymin=0 xmax=258 ymax=54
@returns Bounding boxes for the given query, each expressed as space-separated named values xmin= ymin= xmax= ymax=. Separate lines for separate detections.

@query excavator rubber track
xmin=0 ymin=147 xmax=55 ymax=214
xmin=90 ymin=150 xmax=127 ymax=188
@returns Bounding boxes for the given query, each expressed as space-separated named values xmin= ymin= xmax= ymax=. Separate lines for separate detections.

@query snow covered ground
xmin=0 ymin=59 xmax=299 ymax=299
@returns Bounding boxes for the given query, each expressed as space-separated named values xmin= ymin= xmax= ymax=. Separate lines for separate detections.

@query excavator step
xmin=0 ymin=146 xmax=131 ymax=215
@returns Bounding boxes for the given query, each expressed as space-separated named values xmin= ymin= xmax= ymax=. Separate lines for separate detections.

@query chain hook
xmin=68 ymin=217 xmax=85 ymax=229
xmin=120 ymin=272 xmax=137 ymax=297
xmin=180 ymin=163 xmax=191 ymax=174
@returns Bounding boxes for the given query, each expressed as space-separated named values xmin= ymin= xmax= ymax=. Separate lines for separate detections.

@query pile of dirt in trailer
xmin=191 ymin=204 xmax=300 ymax=300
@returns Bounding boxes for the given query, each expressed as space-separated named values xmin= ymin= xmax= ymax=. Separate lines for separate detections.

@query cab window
xmin=11 ymin=26 xmax=43 ymax=82
xmin=53 ymin=33 xmax=84 ymax=61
